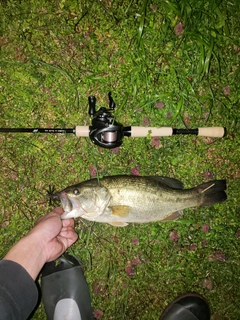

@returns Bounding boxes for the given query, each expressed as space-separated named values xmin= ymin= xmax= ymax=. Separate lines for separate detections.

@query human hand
xmin=4 ymin=207 xmax=78 ymax=280
xmin=31 ymin=207 xmax=78 ymax=262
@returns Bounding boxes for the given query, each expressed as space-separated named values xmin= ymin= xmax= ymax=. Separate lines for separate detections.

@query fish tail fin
xmin=196 ymin=180 xmax=227 ymax=207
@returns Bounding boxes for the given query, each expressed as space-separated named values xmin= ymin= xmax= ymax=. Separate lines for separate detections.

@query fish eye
xmin=73 ymin=189 xmax=80 ymax=195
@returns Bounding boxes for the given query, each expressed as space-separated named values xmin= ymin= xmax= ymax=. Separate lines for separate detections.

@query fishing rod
xmin=0 ymin=92 xmax=225 ymax=149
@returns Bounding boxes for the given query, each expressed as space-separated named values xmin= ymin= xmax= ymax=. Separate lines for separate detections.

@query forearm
xmin=3 ymin=232 xmax=46 ymax=280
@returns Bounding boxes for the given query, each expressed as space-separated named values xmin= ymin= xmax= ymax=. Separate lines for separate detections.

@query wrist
xmin=3 ymin=231 xmax=47 ymax=280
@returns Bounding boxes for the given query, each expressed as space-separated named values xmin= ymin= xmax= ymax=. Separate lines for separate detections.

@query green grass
xmin=0 ymin=0 xmax=240 ymax=319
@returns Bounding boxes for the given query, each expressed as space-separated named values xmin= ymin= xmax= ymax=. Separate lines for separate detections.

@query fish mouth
xmin=52 ymin=192 xmax=83 ymax=219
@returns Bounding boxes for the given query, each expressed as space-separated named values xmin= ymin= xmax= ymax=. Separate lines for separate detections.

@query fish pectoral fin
xmin=108 ymin=221 xmax=129 ymax=227
xmin=161 ymin=210 xmax=183 ymax=221
xmin=110 ymin=205 xmax=131 ymax=217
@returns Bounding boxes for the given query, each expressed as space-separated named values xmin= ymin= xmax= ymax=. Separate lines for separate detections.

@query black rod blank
xmin=0 ymin=128 xmax=75 ymax=134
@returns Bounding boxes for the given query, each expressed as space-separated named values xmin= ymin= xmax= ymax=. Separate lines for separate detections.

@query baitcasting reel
xmin=88 ymin=92 xmax=129 ymax=148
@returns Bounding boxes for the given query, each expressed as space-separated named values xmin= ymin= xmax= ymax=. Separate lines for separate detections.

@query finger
xmin=52 ymin=206 xmax=64 ymax=215
xmin=60 ymin=221 xmax=78 ymax=236
xmin=62 ymin=218 xmax=75 ymax=228
xmin=58 ymin=228 xmax=78 ymax=246
xmin=60 ymin=224 xmax=77 ymax=237
xmin=35 ymin=207 xmax=64 ymax=225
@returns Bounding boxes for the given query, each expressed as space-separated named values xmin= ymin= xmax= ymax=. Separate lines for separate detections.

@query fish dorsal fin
xmin=161 ymin=210 xmax=183 ymax=221
xmin=110 ymin=205 xmax=131 ymax=217
xmin=147 ymin=176 xmax=184 ymax=190
xmin=108 ymin=221 xmax=129 ymax=227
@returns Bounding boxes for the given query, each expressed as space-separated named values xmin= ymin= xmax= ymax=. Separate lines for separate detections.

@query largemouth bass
xmin=50 ymin=175 xmax=227 ymax=227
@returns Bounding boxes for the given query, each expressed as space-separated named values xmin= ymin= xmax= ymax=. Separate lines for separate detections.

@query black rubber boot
xmin=159 ymin=292 xmax=210 ymax=320
xmin=41 ymin=253 xmax=95 ymax=320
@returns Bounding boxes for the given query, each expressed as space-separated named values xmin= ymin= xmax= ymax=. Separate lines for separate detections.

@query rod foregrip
xmin=197 ymin=127 xmax=225 ymax=137
xmin=75 ymin=126 xmax=90 ymax=137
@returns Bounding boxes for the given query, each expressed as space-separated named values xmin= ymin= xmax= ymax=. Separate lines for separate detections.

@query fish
xmin=49 ymin=175 xmax=227 ymax=227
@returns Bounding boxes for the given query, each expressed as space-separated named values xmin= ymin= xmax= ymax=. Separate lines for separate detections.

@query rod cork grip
xmin=131 ymin=127 xmax=173 ymax=137
xmin=198 ymin=127 xmax=225 ymax=137
xmin=75 ymin=126 xmax=90 ymax=137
